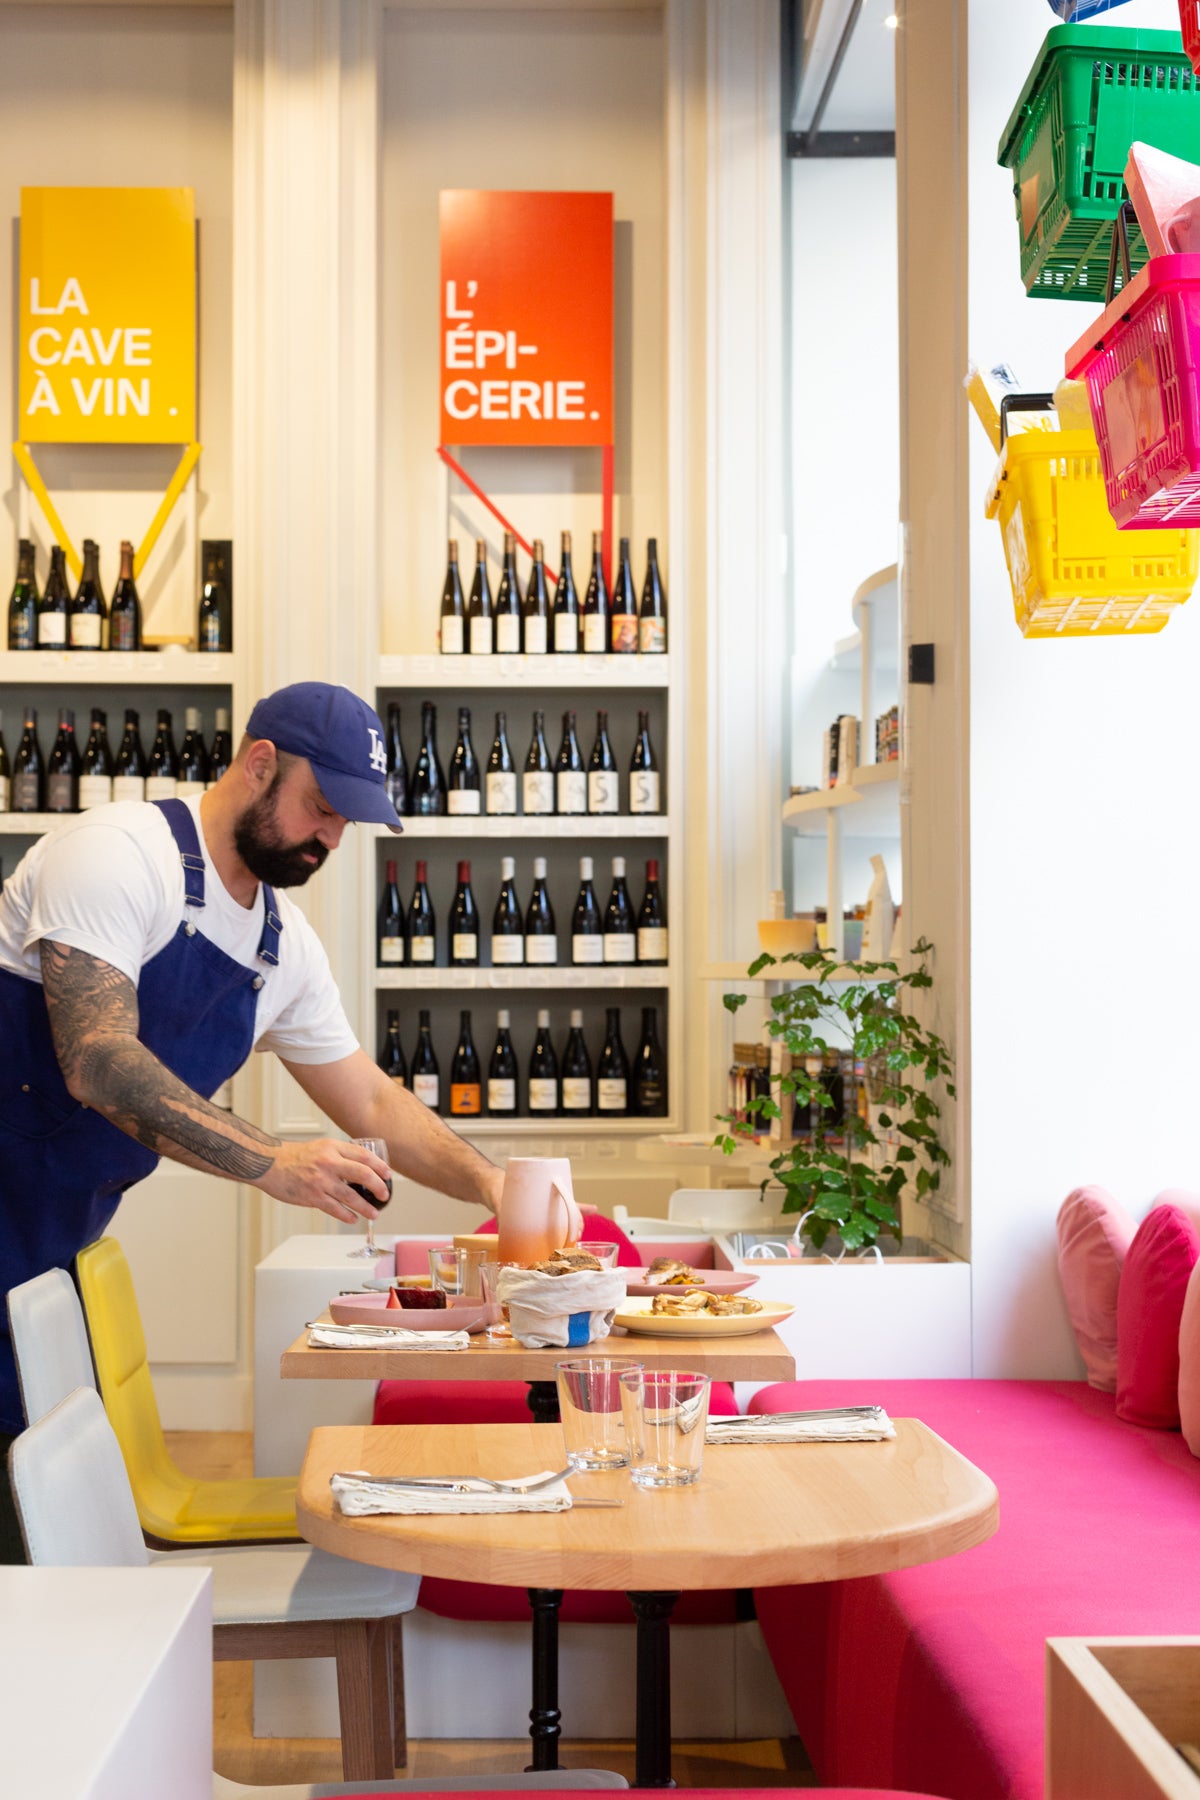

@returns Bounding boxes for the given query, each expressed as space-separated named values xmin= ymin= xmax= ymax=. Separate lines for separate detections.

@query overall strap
xmin=154 ymin=798 xmax=206 ymax=909
xmin=257 ymin=886 xmax=283 ymax=968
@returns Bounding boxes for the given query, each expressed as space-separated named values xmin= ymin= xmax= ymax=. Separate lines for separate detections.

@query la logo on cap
xmin=368 ymin=728 xmax=387 ymax=774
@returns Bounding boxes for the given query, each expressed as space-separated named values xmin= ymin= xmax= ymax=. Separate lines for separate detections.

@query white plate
xmin=612 ymin=1297 xmax=794 ymax=1338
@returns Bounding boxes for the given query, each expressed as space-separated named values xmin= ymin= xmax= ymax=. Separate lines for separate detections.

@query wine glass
xmin=346 ymin=1136 xmax=392 ymax=1261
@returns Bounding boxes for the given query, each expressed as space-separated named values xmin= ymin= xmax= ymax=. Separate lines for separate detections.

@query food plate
xmin=621 ymin=1268 xmax=760 ymax=1298
xmin=329 ymin=1292 xmax=493 ymax=1332
xmin=612 ymin=1298 xmax=794 ymax=1338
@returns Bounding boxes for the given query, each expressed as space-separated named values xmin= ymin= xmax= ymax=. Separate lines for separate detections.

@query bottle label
xmin=637 ymin=1080 xmax=665 ymax=1110
xmin=110 ymin=618 xmax=138 ymax=653
xmin=451 ymin=933 xmax=478 ymax=961
xmin=554 ymin=614 xmax=579 ymax=654
xmin=174 ymin=779 xmax=203 ymax=799
xmin=486 ymin=772 xmax=517 ymax=815
xmin=447 ymin=789 xmax=481 ymax=815
xmin=145 ymin=776 xmax=177 ymax=801
xmin=523 ymin=771 xmax=555 ymax=814
xmin=10 ymin=617 xmax=33 ymax=651
xmin=583 ymin=615 xmax=607 ymax=655
xmin=37 ymin=614 xmax=66 ymax=648
xmin=70 ymin=615 xmax=102 ymax=649
xmin=487 ymin=1078 xmax=516 ymax=1111
xmin=46 ymin=774 xmax=76 ymax=812
xmin=112 ymin=775 xmax=146 ymax=803
xmin=13 ymin=773 xmax=40 ymax=812
xmin=588 ymin=771 xmax=619 ymax=814
xmin=0 ymin=775 xmax=8 ymax=813
xmin=496 ymin=615 xmax=520 ymax=655
xmin=441 ymin=616 xmax=464 ymax=655
xmin=639 ymin=617 xmax=666 ymax=654
xmin=450 ymin=1083 xmax=482 ymax=1116
xmin=637 ymin=927 xmax=669 ymax=962
xmin=630 ymin=771 xmax=661 ymax=815
xmin=562 ymin=1078 xmax=592 ymax=1111
xmin=604 ymin=933 xmax=636 ymax=964
xmin=572 ymin=934 xmax=603 ymax=965
xmin=469 ymin=616 xmax=494 ymax=656
xmin=598 ymin=1078 xmax=628 ymax=1112
xmin=413 ymin=1073 xmax=440 ymax=1108
xmin=525 ymin=936 xmax=557 ymax=965
xmin=79 ymin=775 xmax=113 ymax=810
xmin=556 ymin=771 xmax=586 ymax=814
xmin=523 ymin=616 xmax=548 ymax=655
xmin=611 ymin=614 xmax=638 ymax=654
xmin=379 ymin=936 xmax=404 ymax=965
xmin=528 ymin=1078 xmax=558 ymax=1111
xmin=491 ymin=936 xmax=524 ymax=965
xmin=199 ymin=613 xmax=221 ymax=653
xmin=409 ymin=934 xmax=435 ymax=964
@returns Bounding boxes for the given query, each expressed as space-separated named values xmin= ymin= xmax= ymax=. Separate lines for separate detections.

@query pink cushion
xmin=373 ymin=1377 xmax=739 ymax=1426
xmin=1055 ymin=1185 xmax=1136 ymax=1391
xmin=1178 ymin=1258 xmax=1200 ymax=1457
xmin=1117 ymin=1203 xmax=1200 ymax=1427
xmin=319 ymin=1791 xmax=951 ymax=1799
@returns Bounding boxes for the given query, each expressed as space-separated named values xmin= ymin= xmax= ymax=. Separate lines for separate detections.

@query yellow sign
xmin=18 ymin=186 xmax=196 ymax=444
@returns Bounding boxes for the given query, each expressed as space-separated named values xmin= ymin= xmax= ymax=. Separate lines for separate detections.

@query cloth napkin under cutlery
xmin=706 ymin=1409 xmax=896 ymax=1444
xmin=331 ymin=1471 xmax=573 ymax=1515
xmin=308 ymin=1324 xmax=471 ymax=1351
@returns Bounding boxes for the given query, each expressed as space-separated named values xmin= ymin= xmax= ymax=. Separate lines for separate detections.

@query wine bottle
xmin=12 ymin=709 xmax=43 ymax=813
xmin=447 ymin=706 xmax=481 ymax=815
xmin=112 ymin=709 xmax=147 ymax=802
xmin=69 ymin=539 xmax=106 ymax=651
xmin=639 ymin=538 xmax=667 ymax=653
xmin=468 ymin=538 xmax=494 ymax=656
xmin=207 ymin=708 xmax=232 ymax=789
xmin=145 ymin=709 xmax=180 ymax=802
xmin=407 ymin=860 xmax=436 ymax=964
xmin=485 ymin=710 xmax=516 ymax=815
xmin=522 ymin=709 xmax=555 ymax=816
xmin=587 ymin=710 xmax=619 ymax=815
xmin=528 ymin=1009 xmax=559 ymax=1116
xmin=46 ymin=708 xmax=80 ymax=813
xmin=523 ymin=537 xmax=550 ymax=655
xmin=176 ymin=708 xmax=210 ymax=795
xmin=378 ymin=1008 xmax=407 ymax=1089
xmin=197 ymin=544 xmax=232 ymax=652
xmin=411 ymin=700 xmax=447 ymax=815
xmin=79 ymin=708 xmax=114 ymax=810
xmin=109 ymin=539 xmax=142 ymax=652
xmin=629 ymin=710 xmax=661 ymax=815
xmin=554 ymin=710 xmax=586 ymax=816
xmin=582 ymin=530 xmax=610 ymax=656
xmin=633 ymin=1005 xmax=668 ymax=1115
xmin=495 ymin=532 xmax=522 ymax=656
xmin=603 ymin=856 xmax=636 ymax=964
xmin=597 ymin=1007 xmax=630 ymax=1115
xmin=449 ymin=859 xmax=480 ymax=966
xmin=637 ymin=858 xmax=669 ymax=965
xmin=411 ymin=1009 xmax=440 ymax=1109
xmin=377 ymin=858 xmax=405 ymax=967
xmin=571 ymin=856 xmax=603 ymax=965
xmin=449 ymin=1010 xmax=482 ymax=1116
xmin=610 ymin=536 xmax=638 ymax=655
xmin=491 ymin=856 xmax=524 ymax=966
xmin=440 ymin=539 xmax=466 ymax=655
xmin=7 ymin=539 xmax=37 ymax=652
xmin=552 ymin=529 xmax=580 ymax=654
xmin=561 ymin=1010 xmax=593 ymax=1116
xmin=487 ymin=1010 xmax=519 ymax=1117
xmin=0 ymin=714 xmax=9 ymax=813
xmin=524 ymin=857 xmax=558 ymax=965
xmin=37 ymin=547 xmax=69 ymax=649
xmin=384 ymin=701 xmax=408 ymax=816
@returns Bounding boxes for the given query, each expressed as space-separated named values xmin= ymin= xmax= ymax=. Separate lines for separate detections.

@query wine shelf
xmin=377 ymin=653 xmax=669 ymax=690
xmin=376 ymin=964 xmax=672 ymax=992
xmin=371 ymin=815 xmax=669 ymax=839
xmin=453 ymin=1116 xmax=675 ymax=1139
xmin=0 ymin=814 xmax=61 ymax=835
xmin=0 ymin=651 xmax=234 ymax=685
xmin=783 ymin=763 xmax=900 ymax=838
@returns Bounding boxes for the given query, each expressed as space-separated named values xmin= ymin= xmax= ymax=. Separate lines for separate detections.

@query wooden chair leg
xmin=390 ymin=1615 xmax=407 ymax=1768
xmin=333 ymin=1617 xmax=394 ymax=1781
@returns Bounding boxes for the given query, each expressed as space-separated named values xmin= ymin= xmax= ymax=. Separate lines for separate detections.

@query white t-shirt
xmin=0 ymin=796 xmax=358 ymax=1065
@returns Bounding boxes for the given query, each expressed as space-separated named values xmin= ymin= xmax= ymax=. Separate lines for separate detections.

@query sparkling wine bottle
xmin=487 ymin=1011 xmax=519 ymax=1117
xmin=571 ymin=856 xmax=603 ymax=965
xmin=447 ymin=706 xmax=481 ymax=816
xmin=552 ymin=530 xmax=580 ymax=654
xmin=407 ymin=860 xmax=436 ymax=965
xmin=491 ymin=856 xmax=524 ymax=966
xmin=37 ymin=547 xmax=69 ymax=649
xmin=522 ymin=537 xmax=550 ymax=655
xmin=197 ymin=544 xmax=232 ymax=652
xmin=69 ymin=539 xmax=106 ymax=651
xmin=524 ymin=856 xmax=558 ymax=966
xmin=561 ymin=1010 xmax=593 ymax=1116
xmin=587 ymin=709 xmax=619 ymax=815
xmin=450 ymin=1010 xmax=482 ymax=1116
xmin=377 ymin=858 xmax=405 ymax=967
xmin=440 ymin=538 xmax=466 ymax=655
xmin=109 ymin=539 xmax=142 ymax=652
xmin=79 ymin=708 xmax=114 ymax=811
xmin=523 ymin=710 xmax=555 ymax=816
xmin=468 ymin=538 xmax=494 ymax=656
xmin=485 ymin=710 xmax=516 ymax=815
xmin=528 ymin=1009 xmax=559 ymax=1116
xmin=7 ymin=539 xmax=37 ymax=652
xmin=495 ymin=532 xmax=522 ymax=655
xmin=582 ymin=530 xmax=610 ymax=655
xmin=555 ymin=710 xmax=586 ymax=816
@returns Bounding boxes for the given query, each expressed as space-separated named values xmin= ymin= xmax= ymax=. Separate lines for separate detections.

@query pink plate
xmin=329 ymin=1292 xmax=493 ymax=1332
xmin=621 ymin=1268 xmax=760 ymax=1299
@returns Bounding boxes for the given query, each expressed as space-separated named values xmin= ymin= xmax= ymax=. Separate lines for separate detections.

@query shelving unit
xmin=783 ymin=763 xmax=900 ymax=838
xmin=377 ymin=653 xmax=669 ymax=690
xmin=377 ymin=964 xmax=671 ymax=992
xmin=0 ymin=651 xmax=233 ymax=686
xmin=377 ymin=814 xmax=668 ymax=840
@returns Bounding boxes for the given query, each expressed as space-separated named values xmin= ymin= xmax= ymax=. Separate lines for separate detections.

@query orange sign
xmin=439 ymin=191 xmax=613 ymax=448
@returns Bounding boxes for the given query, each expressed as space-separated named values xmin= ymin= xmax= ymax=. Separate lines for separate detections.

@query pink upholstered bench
xmin=315 ymin=1788 xmax=952 ymax=1799
xmin=749 ymin=1378 xmax=1200 ymax=1800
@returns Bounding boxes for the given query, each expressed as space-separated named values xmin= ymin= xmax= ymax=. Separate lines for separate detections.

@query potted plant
xmin=715 ymin=940 xmax=954 ymax=1256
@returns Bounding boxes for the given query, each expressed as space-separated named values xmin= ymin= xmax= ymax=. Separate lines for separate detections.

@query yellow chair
xmin=75 ymin=1237 xmax=299 ymax=1547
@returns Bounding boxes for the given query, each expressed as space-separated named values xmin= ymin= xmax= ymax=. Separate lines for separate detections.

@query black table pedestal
xmin=525 ymin=1379 xmax=561 ymax=1424
xmin=525 ymin=1586 xmax=564 ymax=1770
xmin=628 ymin=1589 xmax=680 ymax=1787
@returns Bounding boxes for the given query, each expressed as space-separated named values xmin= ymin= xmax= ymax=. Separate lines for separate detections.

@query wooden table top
xmin=282 ymin=1321 xmax=796 ymax=1384
xmin=296 ymin=1420 xmax=999 ymax=1590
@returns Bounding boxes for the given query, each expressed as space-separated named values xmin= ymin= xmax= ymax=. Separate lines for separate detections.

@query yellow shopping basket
xmin=984 ymin=393 xmax=1198 ymax=636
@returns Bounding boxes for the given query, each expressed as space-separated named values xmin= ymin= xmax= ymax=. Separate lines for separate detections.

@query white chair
xmin=9 ymin=1388 xmax=420 ymax=1783
xmin=6 ymin=1267 xmax=96 ymax=1422
xmin=666 ymin=1187 xmax=778 ymax=1230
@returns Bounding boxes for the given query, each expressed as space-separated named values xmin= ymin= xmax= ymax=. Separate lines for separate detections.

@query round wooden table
xmin=297 ymin=1418 xmax=998 ymax=1787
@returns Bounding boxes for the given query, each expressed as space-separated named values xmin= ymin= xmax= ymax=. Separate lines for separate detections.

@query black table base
xmin=526 ymin=1379 xmax=560 ymax=1424
xmin=526 ymin=1587 xmax=564 ymax=1770
xmin=628 ymin=1590 xmax=680 ymax=1787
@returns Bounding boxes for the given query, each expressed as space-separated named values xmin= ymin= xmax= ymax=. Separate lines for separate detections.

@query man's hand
xmin=255 ymin=1138 xmax=392 ymax=1224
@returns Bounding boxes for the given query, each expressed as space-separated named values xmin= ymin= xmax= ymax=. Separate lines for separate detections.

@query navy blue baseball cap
xmin=246 ymin=682 xmax=403 ymax=833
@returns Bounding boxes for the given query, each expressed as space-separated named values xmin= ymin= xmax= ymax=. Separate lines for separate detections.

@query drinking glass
xmin=346 ymin=1137 xmax=392 ymax=1260
xmin=556 ymin=1359 xmax=643 ymax=1471
xmin=620 ymin=1368 xmax=711 ymax=1488
xmin=479 ymin=1261 xmax=520 ymax=1339
xmin=428 ymin=1246 xmax=470 ymax=1297
xmin=576 ymin=1241 xmax=619 ymax=1269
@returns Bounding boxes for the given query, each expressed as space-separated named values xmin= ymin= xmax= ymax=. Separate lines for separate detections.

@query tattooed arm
xmin=38 ymin=941 xmax=388 ymax=1223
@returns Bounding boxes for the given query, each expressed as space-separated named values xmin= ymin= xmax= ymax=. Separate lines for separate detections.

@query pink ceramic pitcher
xmin=496 ymin=1157 xmax=583 ymax=1266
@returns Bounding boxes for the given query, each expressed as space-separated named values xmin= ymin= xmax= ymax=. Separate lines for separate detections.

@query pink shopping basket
xmin=1183 ymin=0 xmax=1200 ymax=75
xmin=1066 ymin=252 xmax=1200 ymax=528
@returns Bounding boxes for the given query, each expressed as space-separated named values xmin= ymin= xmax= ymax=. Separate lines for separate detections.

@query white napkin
xmin=330 ymin=1470 xmax=573 ymax=1515
xmin=307 ymin=1325 xmax=471 ymax=1351
xmin=706 ymin=1411 xmax=896 ymax=1444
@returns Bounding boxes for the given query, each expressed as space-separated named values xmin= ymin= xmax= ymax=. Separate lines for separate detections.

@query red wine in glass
xmin=347 ymin=1136 xmax=391 ymax=1259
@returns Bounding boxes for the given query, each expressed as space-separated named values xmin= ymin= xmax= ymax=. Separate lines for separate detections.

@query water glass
xmin=556 ymin=1359 xmax=644 ymax=1471
xmin=479 ymin=1261 xmax=521 ymax=1339
xmin=576 ymin=1241 xmax=620 ymax=1268
xmin=428 ymin=1246 xmax=469 ymax=1298
xmin=620 ymin=1368 xmax=711 ymax=1488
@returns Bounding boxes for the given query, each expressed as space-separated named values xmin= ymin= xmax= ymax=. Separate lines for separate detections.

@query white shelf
xmin=0 ymin=651 xmax=234 ymax=685
xmin=377 ymin=653 xmax=670 ymax=689
xmin=377 ymin=964 xmax=671 ymax=991
xmin=0 ymin=814 xmax=58 ymax=835
xmin=783 ymin=763 xmax=900 ymax=838
xmin=372 ymin=814 xmax=669 ymax=839
xmin=454 ymin=1116 xmax=675 ymax=1138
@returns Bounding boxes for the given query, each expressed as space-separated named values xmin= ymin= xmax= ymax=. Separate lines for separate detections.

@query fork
xmin=334 ymin=1466 xmax=575 ymax=1495
xmin=711 ymin=1405 xmax=885 ymax=1425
